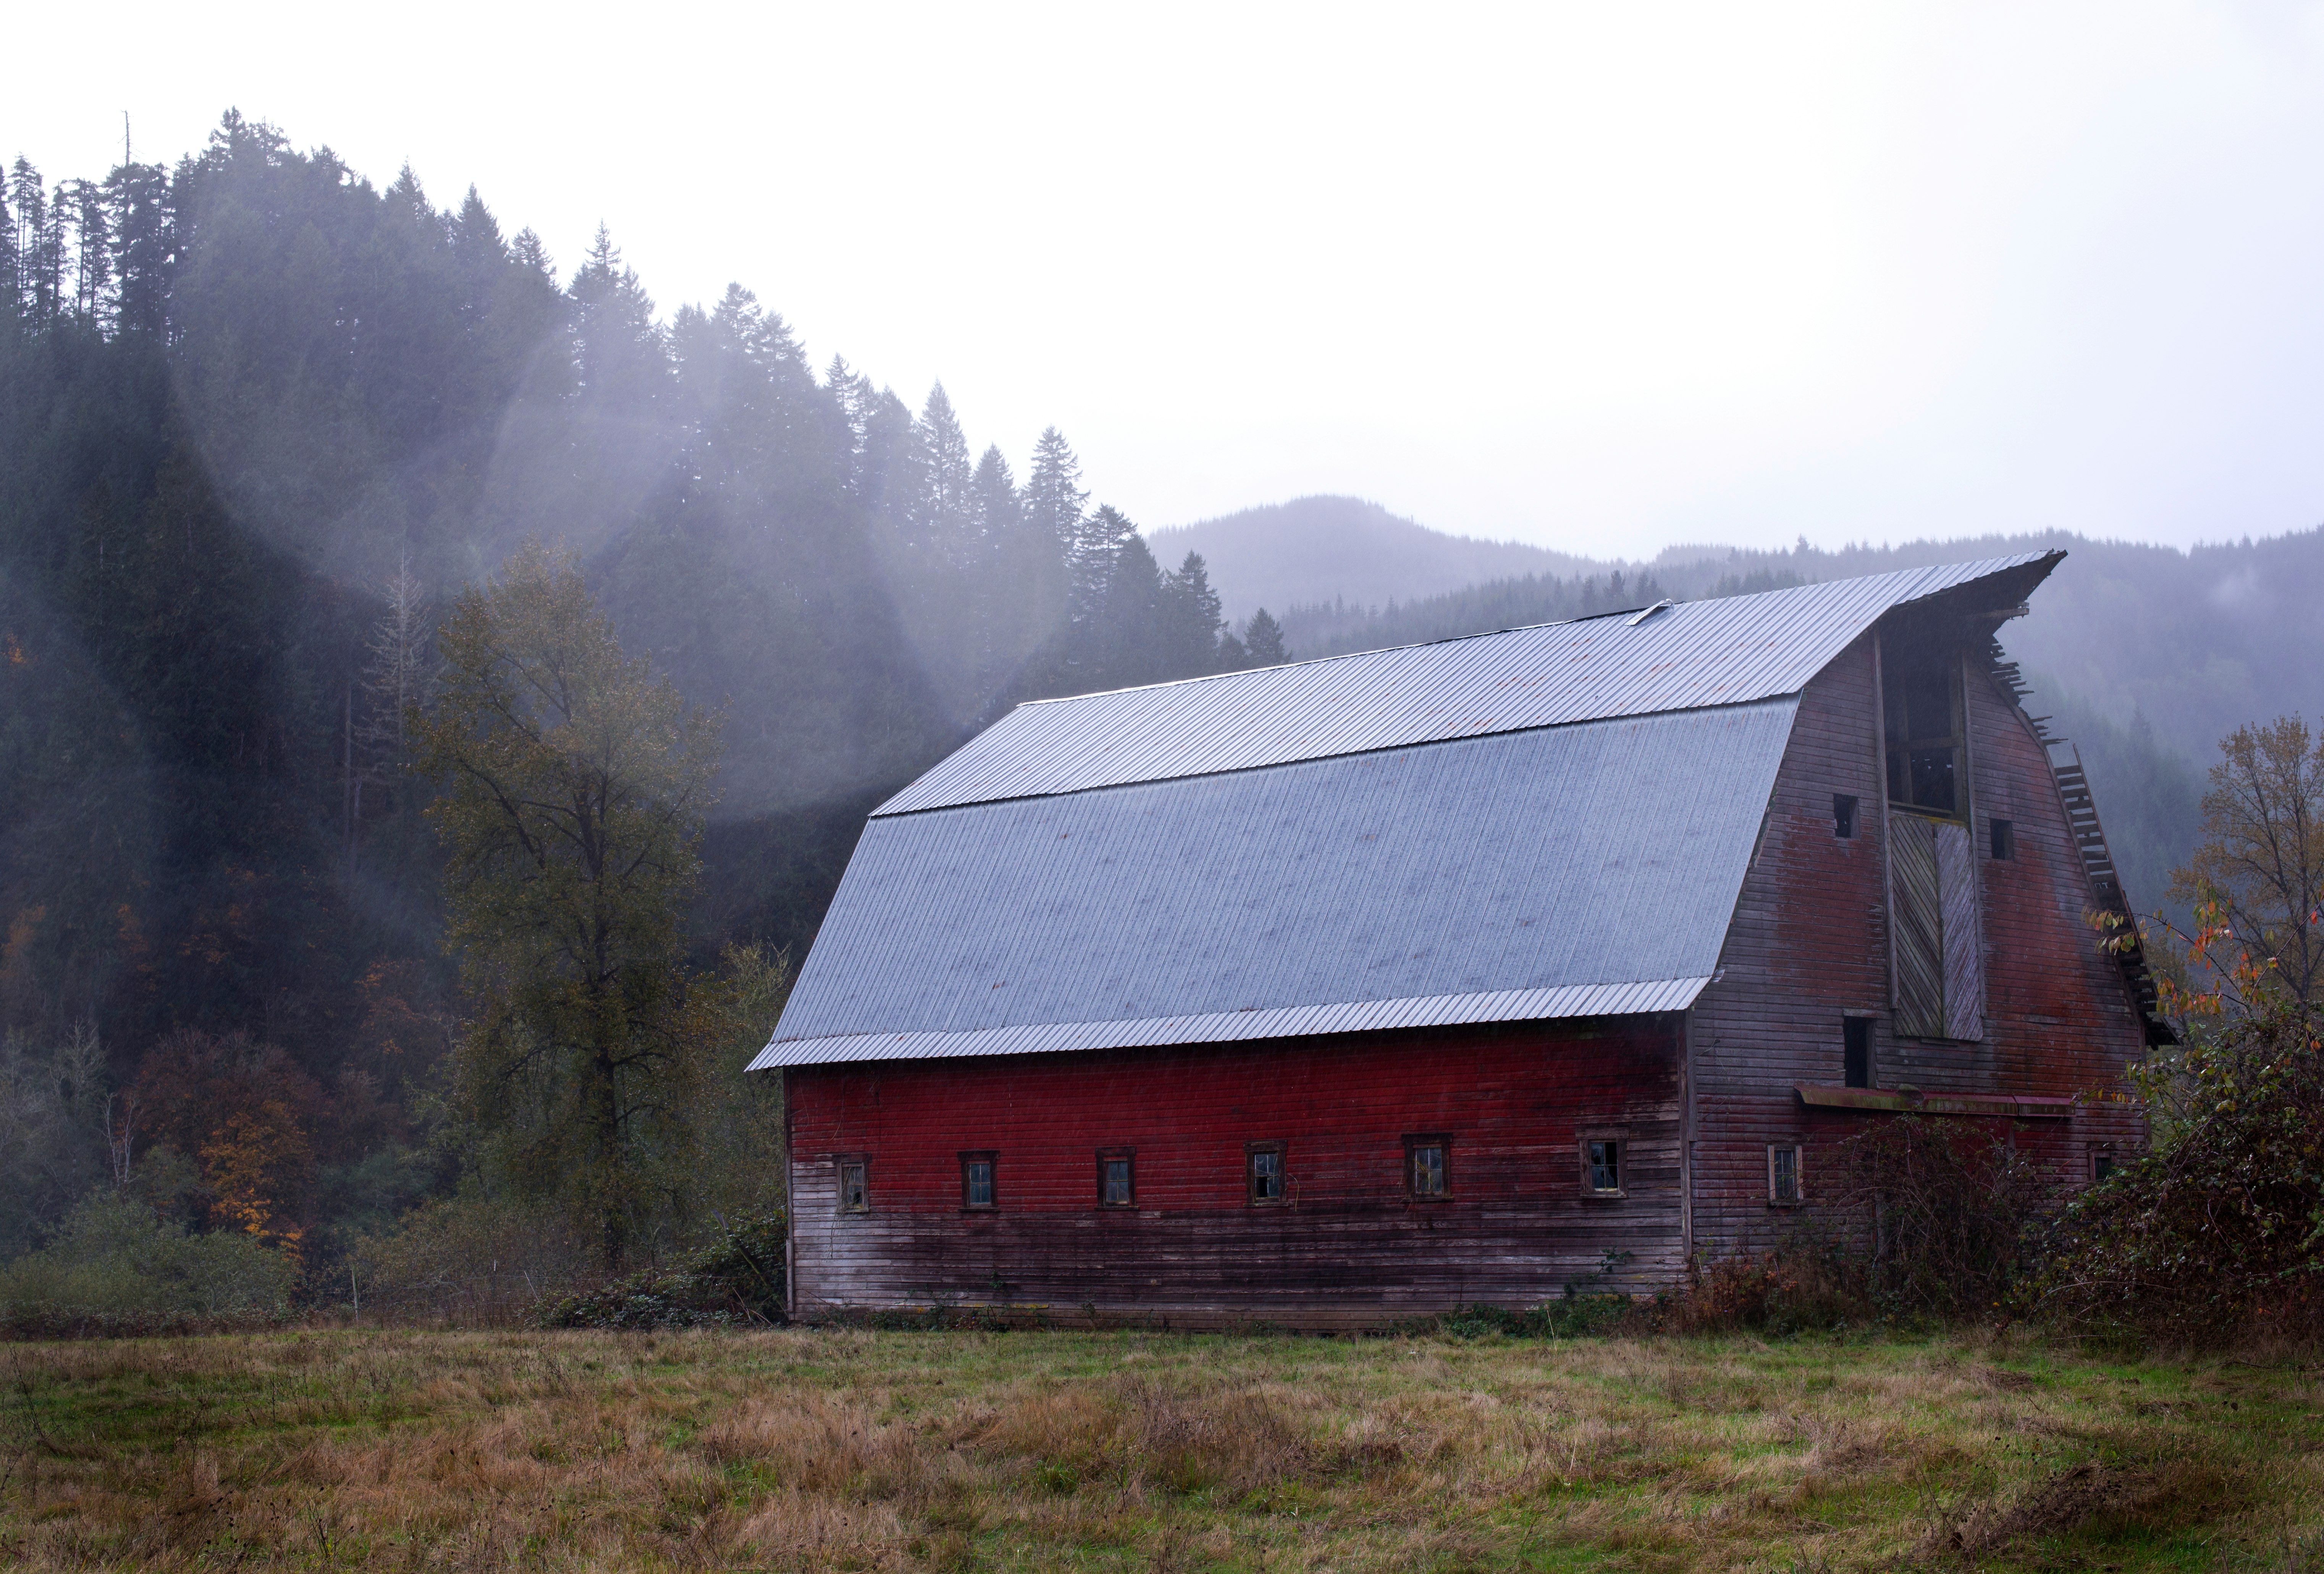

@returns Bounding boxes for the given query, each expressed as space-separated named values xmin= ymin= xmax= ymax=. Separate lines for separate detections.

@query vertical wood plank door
xmin=1936 ymin=819 xmax=1986 ymax=1040
xmin=1891 ymin=812 xmax=1944 ymax=1037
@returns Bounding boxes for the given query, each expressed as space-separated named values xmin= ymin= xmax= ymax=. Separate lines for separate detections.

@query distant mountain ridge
xmin=1146 ymin=497 xmax=1615 ymax=623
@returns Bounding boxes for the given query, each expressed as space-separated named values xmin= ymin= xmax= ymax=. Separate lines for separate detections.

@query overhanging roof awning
xmin=1794 ymin=1083 xmax=2078 ymax=1120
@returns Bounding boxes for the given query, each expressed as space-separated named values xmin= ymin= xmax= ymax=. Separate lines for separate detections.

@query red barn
xmin=753 ymin=553 xmax=2166 ymax=1327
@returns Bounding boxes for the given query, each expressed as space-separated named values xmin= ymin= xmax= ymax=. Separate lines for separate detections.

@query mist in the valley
xmin=5 ymin=17 xmax=2322 ymax=1302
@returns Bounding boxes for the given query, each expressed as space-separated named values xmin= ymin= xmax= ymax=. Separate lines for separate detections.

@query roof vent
xmin=1625 ymin=599 xmax=1674 ymax=628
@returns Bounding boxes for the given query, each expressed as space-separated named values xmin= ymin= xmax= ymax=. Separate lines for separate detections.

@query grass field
xmin=0 ymin=1325 xmax=2318 ymax=1571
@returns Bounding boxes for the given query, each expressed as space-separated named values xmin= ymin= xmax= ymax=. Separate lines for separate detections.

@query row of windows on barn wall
xmin=828 ymin=1139 xmax=1721 ymax=1212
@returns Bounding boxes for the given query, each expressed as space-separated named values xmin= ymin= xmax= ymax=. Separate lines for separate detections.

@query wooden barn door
xmin=1890 ymin=812 xmax=1985 ymax=1041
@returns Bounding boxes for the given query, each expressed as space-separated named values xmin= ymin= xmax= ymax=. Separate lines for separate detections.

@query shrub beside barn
xmin=752 ymin=554 xmax=2165 ymax=1327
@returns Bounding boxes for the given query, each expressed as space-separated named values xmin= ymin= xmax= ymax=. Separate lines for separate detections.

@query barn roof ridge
xmin=865 ymin=689 xmax=1808 ymax=820
xmin=875 ymin=551 xmax=2061 ymax=817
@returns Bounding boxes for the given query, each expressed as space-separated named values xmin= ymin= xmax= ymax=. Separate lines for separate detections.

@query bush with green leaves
xmin=2021 ymin=1005 xmax=2324 ymax=1344
xmin=0 ymin=1192 xmax=297 ymax=1335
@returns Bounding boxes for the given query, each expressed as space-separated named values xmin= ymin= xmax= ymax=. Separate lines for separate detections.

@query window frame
xmin=958 ymin=1150 xmax=999 ymax=1211
xmin=836 ymin=1155 xmax=871 ymax=1214
xmin=1833 ymin=793 xmax=1859 ymax=840
xmin=1245 ymin=1140 xmax=1288 ymax=1207
xmin=1989 ymin=816 xmax=2015 ymax=861
xmin=1403 ymin=1133 xmax=1453 ymax=1202
xmin=2090 ymin=1146 xmax=2116 ymax=1185
xmin=1579 ymin=1134 xmax=1626 ymax=1198
xmin=1881 ymin=642 xmax=1968 ymax=822
xmin=1096 ymin=1146 xmax=1136 ymax=1209
xmin=1843 ymin=1016 xmax=1873 ymax=1090
xmin=1768 ymin=1143 xmax=1805 ymax=1207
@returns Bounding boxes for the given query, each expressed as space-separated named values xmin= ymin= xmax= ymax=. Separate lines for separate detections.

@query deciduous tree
xmin=2168 ymin=715 xmax=2324 ymax=1013
xmin=413 ymin=541 xmax=723 ymax=1271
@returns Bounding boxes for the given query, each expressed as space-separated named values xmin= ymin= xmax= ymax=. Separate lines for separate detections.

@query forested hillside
xmin=0 ymin=111 xmax=2300 ymax=1284
xmin=0 ymin=115 xmax=1277 ymax=1263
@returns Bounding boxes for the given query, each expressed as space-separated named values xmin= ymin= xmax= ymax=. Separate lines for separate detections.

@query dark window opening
xmin=1833 ymin=794 xmax=1859 ymax=839
xmin=839 ymin=1160 xmax=869 ymax=1213
xmin=1844 ymin=1018 xmax=1871 ymax=1089
xmin=1990 ymin=817 xmax=2015 ymax=860
xmin=1247 ymin=1144 xmax=1286 ymax=1205
xmin=960 ymin=1153 xmax=997 ymax=1209
xmin=1770 ymin=1145 xmax=1803 ymax=1205
xmin=1406 ymin=1136 xmax=1450 ymax=1199
xmin=2092 ymin=1151 xmax=2115 ymax=1184
xmin=1098 ymin=1149 xmax=1135 ymax=1208
xmin=1906 ymin=749 xmax=1957 ymax=813
xmin=1584 ymin=1139 xmax=1621 ymax=1195
xmin=1882 ymin=644 xmax=1965 ymax=818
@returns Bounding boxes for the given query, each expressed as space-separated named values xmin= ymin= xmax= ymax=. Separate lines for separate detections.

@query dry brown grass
xmin=0 ymin=1325 xmax=2316 ymax=1571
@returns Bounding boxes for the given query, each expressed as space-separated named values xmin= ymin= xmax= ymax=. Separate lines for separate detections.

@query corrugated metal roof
xmin=877 ymin=552 xmax=2059 ymax=815
xmin=755 ymin=699 xmax=1797 ymax=1069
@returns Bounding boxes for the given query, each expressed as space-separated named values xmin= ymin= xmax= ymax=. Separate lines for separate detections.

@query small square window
xmin=1843 ymin=1018 xmax=1871 ymax=1089
xmin=1990 ymin=817 xmax=2015 ymax=861
xmin=1769 ymin=1144 xmax=1804 ymax=1205
xmin=1097 ymin=1148 xmax=1135 ymax=1208
xmin=960 ymin=1152 xmax=997 ymax=1209
xmin=1582 ymin=1139 xmax=1622 ymax=1195
xmin=1833 ymin=794 xmax=1859 ymax=839
xmin=2091 ymin=1149 xmax=2115 ymax=1184
xmin=1246 ymin=1143 xmax=1286 ymax=1205
xmin=838 ymin=1159 xmax=869 ymax=1213
xmin=1405 ymin=1136 xmax=1450 ymax=1199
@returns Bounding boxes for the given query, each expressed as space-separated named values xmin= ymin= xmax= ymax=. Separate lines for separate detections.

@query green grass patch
xmin=0 ymin=1326 xmax=2316 ymax=1569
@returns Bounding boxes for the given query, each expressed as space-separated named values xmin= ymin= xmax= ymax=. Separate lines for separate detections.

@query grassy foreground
xmin=0 ymin=1326 xmax=2318 ymax=1571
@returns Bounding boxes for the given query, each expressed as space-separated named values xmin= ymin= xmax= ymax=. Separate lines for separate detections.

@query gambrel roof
xmin=751 ymin=553 xmax=2061 ymax=1071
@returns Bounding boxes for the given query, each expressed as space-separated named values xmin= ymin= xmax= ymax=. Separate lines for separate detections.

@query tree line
xmin=0 ymin=113 xmax=1288 ymax=1287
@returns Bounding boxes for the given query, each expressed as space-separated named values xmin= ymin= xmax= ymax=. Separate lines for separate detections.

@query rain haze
xmin=16 ymin=0 xmax=2324 ymax=554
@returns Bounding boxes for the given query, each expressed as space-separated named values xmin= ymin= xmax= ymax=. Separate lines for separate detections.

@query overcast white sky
xmin=15 ymin=3 xmax=2324 ymax=555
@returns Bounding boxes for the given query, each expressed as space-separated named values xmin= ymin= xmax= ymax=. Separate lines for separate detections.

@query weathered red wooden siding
xmin=1687 ymin=629 xmax=2148 ymax=1258
xmin=786 ymin=1017 xmax=1682 ymax=1328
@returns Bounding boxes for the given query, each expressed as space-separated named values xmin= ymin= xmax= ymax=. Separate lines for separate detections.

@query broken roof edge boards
xmin=748 ymin=975 xmax=1712 ymax=1071
xmin=877 ymin=552 xmax=2062 ymax=817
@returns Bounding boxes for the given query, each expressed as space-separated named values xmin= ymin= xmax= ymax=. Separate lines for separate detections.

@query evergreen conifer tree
xmin=1090 ymin=530 xmax=1167 ymax=688
xmin=509 ymin=227 xmax=554 ymax=280
xmin=0 ymin=169 xmax=16 ymax=324
xmin=912 ymin=383 xmax=974 ymax=561
xmin=11 ymin=159 xmax=52 ymax=322
xmin=1071 ymin=502 xmax=1139 ymax=625
xmin=970 ymin=443 xmax=1018 ymax=539
xmin=63 ymin=180 xmax=109 ymax=322
xmin=1243 ymin=608 xmax=1288 ymax=665
xmin=1024 ymin=426 xmax=1087 ymax=566
xmin=102 ymin=162 xmax=171 ymax=335
xmin=1160 ymin=551 xmax=1226 ymax=675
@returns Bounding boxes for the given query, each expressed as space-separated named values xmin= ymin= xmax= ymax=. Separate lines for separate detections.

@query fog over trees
xmin=0 ymin=115 xmax=1278 ymax=1274
xmin=0 ymin=111 xmax=2303 ymax=1297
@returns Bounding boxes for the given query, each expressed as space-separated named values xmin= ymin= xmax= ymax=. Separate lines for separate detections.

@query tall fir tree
xmin=1071 ymin=501 xmax=1139 ymax=624
xmin=912 ymin=382 xmax=975 ymax=561
xmin=1159 ymin=551 xmax=1227 ymax=675
xmin=1243 ymin=608 xmax=1288 ymax=665
xmin=103 ymin=162 xmax=171 ymax=336
xmin=0 ymin=168 xmax=15 ymax=323
xmin=1023 ymin=426 xmax=1087 ymax=571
